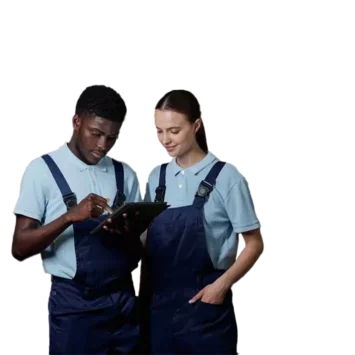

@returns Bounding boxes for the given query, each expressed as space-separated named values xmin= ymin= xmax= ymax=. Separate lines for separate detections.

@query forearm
xmin=217 ymin=237 xmax=264 ymax=292
xmin=12 ymin=213 xmax=73 ymax=261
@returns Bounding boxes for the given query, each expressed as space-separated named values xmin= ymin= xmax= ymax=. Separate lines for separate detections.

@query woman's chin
xmin=166 ymin=152 xmax=176 ymax=158
xmin=165 ymin=148 xmax=178 ymax=158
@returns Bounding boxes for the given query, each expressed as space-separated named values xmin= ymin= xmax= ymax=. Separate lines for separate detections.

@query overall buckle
xmin=63 ymin=193 xmax=77 ymax=211
xmin=114 ymin=191 xmax=126 ymax=208
xmin=154 ymin=186 xmax=166 ymax=202
xmin=195 ymin=180 xmax=213 ymax=199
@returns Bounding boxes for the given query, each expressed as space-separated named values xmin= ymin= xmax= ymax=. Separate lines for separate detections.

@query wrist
xmin=63 ymin=211 xmax=75 ymax=224
xmin=215 ymin=276 xmax=233 ymax=294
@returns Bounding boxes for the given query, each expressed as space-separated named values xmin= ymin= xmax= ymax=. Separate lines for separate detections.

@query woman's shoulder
xmin=147 ymin=162 xmax=170 ymax=184
xmin=211 ymin=159 xmax=251 ymax=200
xmin=216 ymin=160 xmax=245 ymax=185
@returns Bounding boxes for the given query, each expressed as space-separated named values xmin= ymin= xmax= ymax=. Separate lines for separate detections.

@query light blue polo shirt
xmin=144 ymin=152 xmax=260 ymax=270
xmin=13 ymin=143 xmax=142 ymax=279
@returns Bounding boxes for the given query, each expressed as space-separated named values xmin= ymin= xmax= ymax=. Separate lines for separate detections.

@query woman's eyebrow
xmin=156 ymin=126 xmax=181 ymax=130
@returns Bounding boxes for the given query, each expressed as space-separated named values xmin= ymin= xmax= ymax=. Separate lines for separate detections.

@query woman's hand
xmin=188 ymin=279 xmax=230 ymax=305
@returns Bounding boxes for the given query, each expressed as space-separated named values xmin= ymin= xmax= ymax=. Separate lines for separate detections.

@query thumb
xmin=189 ymin=289 xmax=204 ymax=304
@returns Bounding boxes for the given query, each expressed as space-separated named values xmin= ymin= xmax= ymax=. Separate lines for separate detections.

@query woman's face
xmin=155 ymin=109 xmax=201 ymax=157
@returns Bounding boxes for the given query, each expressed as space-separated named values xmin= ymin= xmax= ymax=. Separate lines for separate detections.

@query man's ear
xmin=73 ymin=114 xmax=82 ymax=132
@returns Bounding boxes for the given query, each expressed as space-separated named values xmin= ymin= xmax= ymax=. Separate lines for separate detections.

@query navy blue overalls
xmin=42 ymin=155 xmax=142 ymax=355
xmin=145 ymin=161 xmax=238 ymax=354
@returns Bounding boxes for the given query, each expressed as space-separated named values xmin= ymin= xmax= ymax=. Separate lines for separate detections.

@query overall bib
xmin=146 ymin=161 xmax=238 ymax=354
xmin=42 ymin=155 xmax=142 ymax=355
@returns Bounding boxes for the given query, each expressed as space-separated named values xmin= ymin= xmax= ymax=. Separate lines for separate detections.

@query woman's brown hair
xmin=154 ymin=89 xmax=209 ymax=153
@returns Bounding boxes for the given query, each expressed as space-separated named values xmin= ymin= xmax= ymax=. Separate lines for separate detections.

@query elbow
xmin=255 ymin=230 xmax=264 ymax=257
xmin=12 ymin=247 xmax=26 ymax=261
xmin=261 ymin=240 xmax=266 ymax=256
xmin=11 ymin=239 xmax=28 ymax=262
xmin=259 ymin=240 xmax=264 ymax=257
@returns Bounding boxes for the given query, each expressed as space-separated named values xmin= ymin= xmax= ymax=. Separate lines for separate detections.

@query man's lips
xmin=92 ymin=151 xmax=105 ymax=158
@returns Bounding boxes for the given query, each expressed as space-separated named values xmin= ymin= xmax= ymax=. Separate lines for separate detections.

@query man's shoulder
xmin=106 ymin=157 xmax=138 ymax=179
xmin=29 ymin=145 xmax=65 ymax=165
xmin=44 ymin=144 xmax=69 ymax=161
xmin=23 ymin=154 xmax=51 ymax=174
xmin=21 ymin=146 xmax=65 ymax=180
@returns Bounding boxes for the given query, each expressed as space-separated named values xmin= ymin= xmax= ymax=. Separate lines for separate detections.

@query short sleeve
xmin=123 ymin=163 xmax=142 ymax=202
xmin=224 ymin=176 xmax=261 ymax=233
xmin=13 ymin=159 xmax=48 ymax=223
xmin=144 ymin=182 xmax=152 ymax=202
xmin=128 ymin=176 xmax=142 ymax=202
xmin=143 ymin=165 xmax=160 ymax=203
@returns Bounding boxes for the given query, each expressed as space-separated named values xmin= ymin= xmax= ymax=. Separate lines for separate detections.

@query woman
xmin=140 ymin=90 xmax=264 ymax=354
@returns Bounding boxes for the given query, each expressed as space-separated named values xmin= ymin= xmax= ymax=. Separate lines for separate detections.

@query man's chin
xmin=85 ymin=154 xmax=102 ymax=165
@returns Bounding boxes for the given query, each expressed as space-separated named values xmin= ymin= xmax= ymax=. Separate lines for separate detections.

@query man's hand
xmin=189 ymin=279 xmax=229 ymax=305
xmin=103 ymin=211 xmax=140 ymax=236
xmin=103 ymin=212 xmax=144 ymax=258
xmin=66 ymin=193 xmax=111 ymax=223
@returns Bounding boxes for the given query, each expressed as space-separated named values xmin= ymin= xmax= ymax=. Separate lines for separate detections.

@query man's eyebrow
xmin=89 ymin=127 xmax=119 ymax=137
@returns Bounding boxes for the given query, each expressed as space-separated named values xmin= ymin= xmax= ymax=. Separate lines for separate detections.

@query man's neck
xmin=67 ymin=138 xmax=79 ymax=158
xmin=67 ymin=138 xmax=91 ymax=165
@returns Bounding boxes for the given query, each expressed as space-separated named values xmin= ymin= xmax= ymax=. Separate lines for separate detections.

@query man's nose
xmin=97 ymin=137 xmax=109 ymax=151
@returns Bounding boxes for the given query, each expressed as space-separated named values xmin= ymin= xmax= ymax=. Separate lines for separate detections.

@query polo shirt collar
xmin=172 ymin=151 xmax=218 ymax=176
xmin=60 ymin=143 xmax=107 ymax=172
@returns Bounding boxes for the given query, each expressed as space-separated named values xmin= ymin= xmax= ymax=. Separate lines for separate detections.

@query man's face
xmin=73 ymin=115 xmax=121 ymax=165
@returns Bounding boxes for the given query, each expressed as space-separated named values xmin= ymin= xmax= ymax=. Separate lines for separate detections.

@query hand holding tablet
xmin=90 ymin=202 xmax=169 ymax=236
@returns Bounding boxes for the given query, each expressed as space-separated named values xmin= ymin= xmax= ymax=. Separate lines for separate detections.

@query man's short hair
xmin=75 ymin=85 xmax=127 ymax=123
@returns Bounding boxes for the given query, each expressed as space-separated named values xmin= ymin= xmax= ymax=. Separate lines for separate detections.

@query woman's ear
xmin=194 ymin=118 xmax=202 ymax=133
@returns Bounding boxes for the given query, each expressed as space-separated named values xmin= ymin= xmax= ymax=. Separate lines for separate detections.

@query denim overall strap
xmin=112 ymin=159 xmax=126 ymax=208
xmin=42 ymin=154 xmax=77 ymax=211
xmin=154 ymin=163 xmax=168 ymax=203
xmin=193 ymin=161 xmax=226 ymax=209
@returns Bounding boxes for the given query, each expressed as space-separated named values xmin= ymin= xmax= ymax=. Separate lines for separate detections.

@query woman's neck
xmin=176 ymin=147 xmax=207 ymax=169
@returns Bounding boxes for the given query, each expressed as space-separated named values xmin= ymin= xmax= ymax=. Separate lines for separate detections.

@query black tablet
xmin=90 ymin=202 xmax=169 ymax=235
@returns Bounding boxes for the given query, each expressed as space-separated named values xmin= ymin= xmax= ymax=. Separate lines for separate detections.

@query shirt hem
xmin=233 ymin=222 xmax=261 ymax=233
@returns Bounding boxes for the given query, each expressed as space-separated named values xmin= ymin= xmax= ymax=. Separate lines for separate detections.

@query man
xmin=12 ymin=85 xmax=143 ymax=354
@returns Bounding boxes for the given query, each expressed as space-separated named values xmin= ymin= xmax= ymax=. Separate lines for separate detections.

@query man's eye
xmin=92 ymin=131 xmax=100 ymax=136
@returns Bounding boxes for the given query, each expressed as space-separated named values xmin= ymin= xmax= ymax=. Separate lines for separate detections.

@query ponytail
xmin=196 ymin=119 xmax=208 ymax=153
